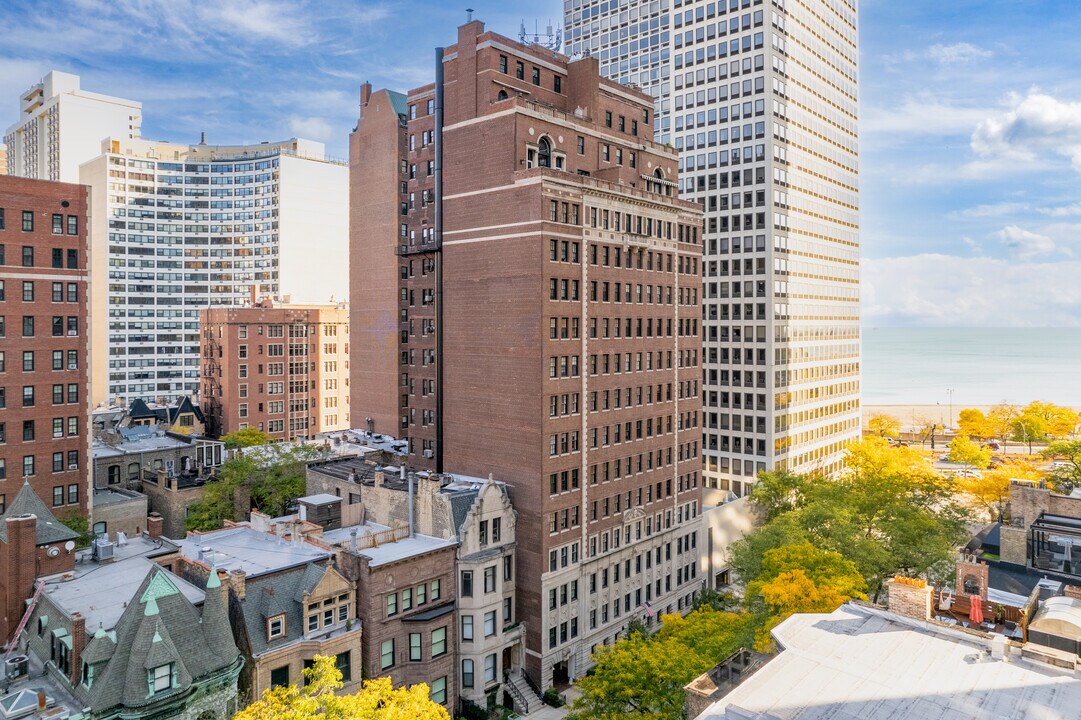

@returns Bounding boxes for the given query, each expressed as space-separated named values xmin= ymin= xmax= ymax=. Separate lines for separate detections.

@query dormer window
xmin=497 ymin=89 xmax=508 ymax=101
xmin=148 ymin=663 xmax=174 ymax=695
xmin=268 ymin=614 xmax=285 ymax=640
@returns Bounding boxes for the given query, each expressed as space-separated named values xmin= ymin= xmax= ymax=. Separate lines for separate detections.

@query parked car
xmin=986 ymin=442 xmax=1001 ymax=450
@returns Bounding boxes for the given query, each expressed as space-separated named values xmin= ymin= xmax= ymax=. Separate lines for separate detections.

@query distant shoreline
xmin=863 ymin=403 xmax=1081 ymax=430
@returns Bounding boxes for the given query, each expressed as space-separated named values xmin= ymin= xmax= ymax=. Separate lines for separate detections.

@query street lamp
xmin=946 ymin=388 xmax=955 ymax=431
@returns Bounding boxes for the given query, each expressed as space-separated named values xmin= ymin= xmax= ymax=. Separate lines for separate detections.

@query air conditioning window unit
xmin=423 ymin=448 xmax=434 ymax=458
xmin=68 ymin=363 xmax=78 ymax=370
xmin=68 ymin=330 xmax=77 ymax=336
xmin=53 ymin=432 xmax=63 ymax=438
xmin=68 ymin=463 xmax=78 ymax=470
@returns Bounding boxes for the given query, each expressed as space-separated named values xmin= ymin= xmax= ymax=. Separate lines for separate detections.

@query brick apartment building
xmin=200 ymin=299 xmax=350 ymax=441
xmin=0 ymin=176 xmax=90 ymax=517
xmin=351 ymin=21 xmax=705 ymax=689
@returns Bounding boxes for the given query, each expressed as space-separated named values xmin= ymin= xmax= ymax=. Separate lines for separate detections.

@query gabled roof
xmin=86 ymin=567 xmax=239 ymax=714
xmin=0 ymin=481 xmax=79 ymax=545
xmin=239 ymin=560 xmax=341 ymax=658
xmin=167 ymin=396 xmax=204 ymax=424
xmin=127 ymin=398 xmax=165 ymax=421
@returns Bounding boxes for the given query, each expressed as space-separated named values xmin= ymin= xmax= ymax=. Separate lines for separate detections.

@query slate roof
xmin=86 ymin=566 xmax=239 ymax=715
xmin=0 ymin=481 xmax=79 ymax=545
xmin=168 ymin=396 xmax=205 ymax=424
xmin=241 ymin=562 xmax=334 ymax=658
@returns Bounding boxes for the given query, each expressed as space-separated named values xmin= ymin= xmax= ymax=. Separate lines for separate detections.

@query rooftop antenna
xmin=520 ymin=18 xmax=562 ymax=51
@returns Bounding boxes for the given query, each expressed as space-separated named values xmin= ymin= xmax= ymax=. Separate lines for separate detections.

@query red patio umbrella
xmin=969 ymin=594 xmax=984 ymax=625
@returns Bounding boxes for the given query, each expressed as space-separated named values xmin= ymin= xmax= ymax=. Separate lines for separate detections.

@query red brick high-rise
xmin=0 ymin=176 xmax=90 ymax=518
xmin=351 ymin=21 xmax=704 ymax=689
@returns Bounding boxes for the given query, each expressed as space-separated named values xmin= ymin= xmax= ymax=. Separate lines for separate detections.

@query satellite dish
xmin=64 ymin=541 xmax=76 ymax=552
xmin=47 ymin=547 xmax=60 ymax=558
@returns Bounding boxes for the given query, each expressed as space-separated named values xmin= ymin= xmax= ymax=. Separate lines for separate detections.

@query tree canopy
xmin=867 ymin=413 xmax=901 ymax=438
xmin=731 ymin=438 xmax=969 ymax=600
xmin=957 ymin=409 xmax=993 ymax=440
xmin=947 ymin=435 xmax=992 ymax=472
xmin=187 ymin=443 xmax=326 ymax=531
xmin=1043 ymin=439 xmax=1081 ymax=493
xmin=959 ymin=459 xmax=1041 ymax=521
xmin=234 ymin=655 xmax=449 ymax=720
xmin=221 ymin=427 xmax=273 ymax=449
xmin=567 ymin=608 xmax=755 ymax=720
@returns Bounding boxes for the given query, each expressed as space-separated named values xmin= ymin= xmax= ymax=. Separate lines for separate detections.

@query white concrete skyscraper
xmin=565 ymin=0 xmax=860 ymax=500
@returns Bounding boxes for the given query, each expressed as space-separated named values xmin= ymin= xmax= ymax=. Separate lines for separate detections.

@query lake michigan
xmin=861 ymin=327 xmax=1081 ymax=406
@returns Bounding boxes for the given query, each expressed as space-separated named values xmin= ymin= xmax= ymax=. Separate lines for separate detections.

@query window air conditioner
xmin=68 ymin=463 xmax=78 ymax=470
xmin=53 ymin=432 xmax=63 ymax=438
xmin=526 ymin=160 xmax=534 ymax=169
xmin=68 ymin=363 xmax=78 ymax=370
xmin=67 ymin=330 xmax=77 ymax=336
xmin=423 ymin=449 xmax=434 ymax=459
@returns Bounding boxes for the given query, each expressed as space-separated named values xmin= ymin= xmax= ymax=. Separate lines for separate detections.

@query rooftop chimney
xmin=407 ymin=470 xmax=415 ymax=538
xmin=887 ymin=576 xmax=933 ymax=622
xmin=199 ymin=131 xmax=207 ymax=145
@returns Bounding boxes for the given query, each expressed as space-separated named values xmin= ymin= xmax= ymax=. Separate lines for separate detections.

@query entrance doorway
xmin=552 ymin=660 xmax=570 ymax=687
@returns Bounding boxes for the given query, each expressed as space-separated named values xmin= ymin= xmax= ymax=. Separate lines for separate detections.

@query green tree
xmin=731 ymin=438 xmax=969 ymax=602
xmin=743 ymin=542 xmax=868 ymax=652
xmin=221 ymin=427 xmax=272 ymax=449
xmin=568 ymin=608 xmax=754 ymax=720
xmin=233 ymin=655 xmax=449 ymax=720
xmin=187 ymin=443 xmax=325 ymax=531
xmin=1011 ymin=410 xmax=1048 ymax=454
xmin=947 ymin=435 xmax=992 ymax=473
xmin=957 ymin=408 xmax=993 ymax=440
xmin=57 ymin=510 xmax=93 ymax=549
xmin=867 ymin=413 xmax=901 ymax=438
xmin=1043 ymin=439 xmax=1081 ymax=493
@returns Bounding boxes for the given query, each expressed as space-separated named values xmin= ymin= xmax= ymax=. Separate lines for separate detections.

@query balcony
xmin=396 ymin=240 xmax=440 ymax=257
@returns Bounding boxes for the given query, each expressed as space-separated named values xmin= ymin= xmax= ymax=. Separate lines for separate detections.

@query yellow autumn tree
xmin=234 ymin=655 xmax=450 ymax=720
xmin=867 ymin=413 xmax=901 ymax=438
xmin=957 ymin=408 xmax=993 ymax=440
xmin=948 ymin=435 xmax=992 ymax=473
xmin=959 ymin=459 xmax=1041 ymax=522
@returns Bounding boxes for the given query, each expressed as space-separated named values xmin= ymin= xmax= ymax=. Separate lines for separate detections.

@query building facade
xmin=0 ymin=176 xmax=91 ymax=517
xmin=351 ymin=21 xmax=705 ymax=689
xmin=3 ymin=70 xmax=141 ymax=183
xmin=200 ymin=299 xmax=350 ymax=440
xmin=566 ymin=0 xmax=861 ymax=498
xmin=79 ymin=136 xmax=348 ymax=405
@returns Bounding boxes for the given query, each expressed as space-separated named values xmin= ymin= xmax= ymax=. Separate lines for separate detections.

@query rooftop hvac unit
xmin=5 ymin=655 xmax=28 ymax=680
xmin=92 ymin=538 xmax=114 ymax=561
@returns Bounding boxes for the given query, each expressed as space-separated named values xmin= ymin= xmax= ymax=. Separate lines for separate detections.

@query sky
xmin=2 ymin=0 xmax=1080 ymax=327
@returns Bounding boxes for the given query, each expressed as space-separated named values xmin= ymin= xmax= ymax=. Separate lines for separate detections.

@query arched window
xmin=538 ymin=137 xmax=552 ymax=168
xmin=92 ymin=521 xmax=107 ymax=539
xmin=497 ymin=89 xmax=508 ymax=101
xmin=128 ymin=462 xmax=141 ymax=480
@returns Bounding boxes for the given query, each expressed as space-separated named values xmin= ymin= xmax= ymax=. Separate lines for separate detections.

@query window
xmin=416 ymin=583 xmax=426 ymax=605
xmin=336 ymin=652 xmax=352 ymax=682
xmin=307 ymin=614 xmax=318 ymax=632
xmin=409 ymin=633 xmax=422 ymax=661
xmin=499 ymin=55 xmax=508 ymax=73
xmin=484 ymin=610 xmax=496 ymax=637
xmin=52 ymin=250 xmax=62 ymax=269
xmin=538 ymin=137 xmax=552 ymax=168
xmin=484 ymin=566 xmax=496 ymax=593
xmin=432 ymin=626 xmax=447 ymax=657
xmin=21 ymin=211 xmax=33 ymax=232
xmin=22 ymin=316 xmax=33 ymax=337
xmin=461 ymin=570 xmax=473 ymax=597
xmin=532 ymin=67 xmax=541 ymax=85
xmin=270 ymin=665 xmax=289 ymax=688
xmin=577 ymin=136 xmax=585 ymax=154
xmin=386 ymin=593 xmax=398 ymax=617
xmin=24 ymin=421 xmax=35 ymax=441
xmin=149 ymin=664 xmax=173 ymax=695
xmin=504 ymin=555 xmax=513 ymax=582
xmin=431 ymin=579 xmax=441 ymax=600
xmin=554 ymin=75 xmax=562 ymax=93
xmin=22 ymin=351 xmax=33 ymax=372
xmin=23 ymin=456 xmax=35 ymax=477
xmin=22 ymin=281 xmax=33 ymax=301
xmin=461 ymin=613 xmax=474 ymax=641
xmin=515 ymin=61 xmax=524 ymax=80
xmin=484 ymin=654 xmax=497 ymax=684
xmin=53 ymin=486 xmax=64 ymax=507
xmin=22 ymin=386 xmax=34 ymax=407
xmin=67 ymin=216 xmax=78 ymax=236
xmin=67 ymin=484 xmax=78 ymax=505
xmin=430 ymin=676 xmax=447 ymax=704
xmin=462 ymin=659 xmax=474 ymax=688
xmin=66 ymin=249 xmax=77 ymax=269
xmin=268 ymin=615 xmax=285 ymax=639
xmin=21 ymin=246 xmax=32 ymax=266
xmin=380 ymin=639 xmax=395 ymax=670
xmin=605 ymin=111 xmax=613 ymax=128
xmin=52 ymin=214 xmax=63 ymax=234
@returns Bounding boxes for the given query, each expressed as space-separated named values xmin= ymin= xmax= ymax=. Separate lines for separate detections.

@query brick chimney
xmin=70 ymin=613 xmax=86 ymax=685
xmin=1 ymin=514 xmax=39 ymax=642
xmin=887 ymin=576 xmax=933 ymax=621
xmin=955 ymin=553 xmax=989 ymax=601
xmin=147 ymin=513 xmax=163 ymax=539
xmin=230 ymin=568 xmax=247 ymax=600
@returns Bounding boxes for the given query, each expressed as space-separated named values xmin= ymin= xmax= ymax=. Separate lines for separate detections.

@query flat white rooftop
xmin=177 ymin=526 xmax=331 ymax=576
xmin=696 ymin=603 xmax=1081 ymax=720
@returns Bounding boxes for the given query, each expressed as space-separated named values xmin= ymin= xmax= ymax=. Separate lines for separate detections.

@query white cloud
xmin=972 ymin=90 xmax=1081 ymax=171
xmin=993 ymin=225 xmax=1059 ymax=258
xmin=1037 ymin=202 xmax=1081 ymax=217
xmin=287 ymin=115 xmax=336 ymax=144
xmin=862 ymin=96 xmax=992 ymax=138
xmin=948 ymin=202 xmax=1029 ymax=220
xmin=863 ymin=254 xmax=1081 ymax=326
xmin=926 ymin=42 xmax=992 ymax=65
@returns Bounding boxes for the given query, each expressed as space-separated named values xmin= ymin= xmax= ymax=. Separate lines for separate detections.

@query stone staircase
xmin=506 ymin=669 xmax=544 ymax=715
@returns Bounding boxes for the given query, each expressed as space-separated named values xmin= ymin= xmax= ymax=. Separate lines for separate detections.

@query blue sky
xmin=3 ymin=0 xmax=1080 ymax=326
